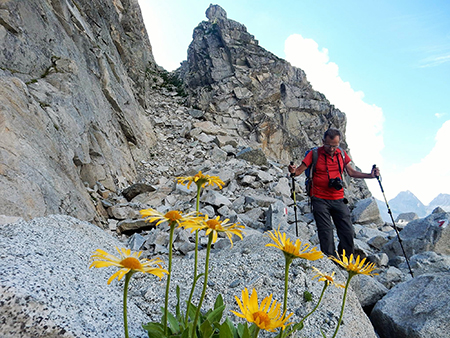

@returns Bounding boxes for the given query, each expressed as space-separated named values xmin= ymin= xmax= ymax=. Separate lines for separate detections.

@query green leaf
xmin=292 ymin=322 xmax=304 ymax=331
xmin=223 ymin=318 xmax=238 ymax=338
xmin=167 ymin=310 xmax=180 ymax=333
xmin=218 ymin=320 xmax=233 ymax=338
xmin=188 ymin=302 xmax=198 ymax=322
xmin=214 ymin=293 xmax=224 ymax=310
xmin=142 ymin=322 xmax=165 ymax=338
xmin=303 ymin=290 xmax=313 ymax=302
xmin=237 ymin=323 xmax=251 ymax=338
xmin=181 ymin=328 xmax=190 ymax=338
xmin=200 ymin=318 xmax=214 ymax=338
xmin=206 ymin=304 xmax=226 ymax=323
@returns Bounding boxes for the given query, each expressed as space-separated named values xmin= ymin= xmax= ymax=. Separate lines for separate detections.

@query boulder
xmin=236 ymin=148 xmax=268 ymax=166
xmin=351 ymin=274 xmax=388 ymax=310
xmin=395 ymin=212 xmax=419 ymax=223
xmin=401 ymin=251 xmax=450 ymax=277
xmin=351 ymin=197 xmax=383 ymax=225
xmin=0 ymin=215 xmax=150 ymax=337
xmin=122 ymin=183 xmax=157 ymax=201
xmin=382 ymin=212 xmax=450 ymax=259
xmin=265 ymin=200 xmax=289 ymax=230
xmin=371 ymin=273 xmax=450 ymax=338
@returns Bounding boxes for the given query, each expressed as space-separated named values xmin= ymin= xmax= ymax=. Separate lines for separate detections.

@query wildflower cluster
xmin=89 ymin=170 xmax=378 ymax=338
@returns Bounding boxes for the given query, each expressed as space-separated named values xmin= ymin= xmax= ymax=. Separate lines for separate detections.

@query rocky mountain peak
xmin=178 ymin=5 xmax=346 ymax=162
xmin=205 ymin=4 xmax=228 ymax=21
xmin=177 ymin=4 xmax=370 ymax=200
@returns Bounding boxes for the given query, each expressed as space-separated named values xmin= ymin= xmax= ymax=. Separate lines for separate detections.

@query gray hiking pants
xmin=311 ymin=196 xmax=354 ymax=257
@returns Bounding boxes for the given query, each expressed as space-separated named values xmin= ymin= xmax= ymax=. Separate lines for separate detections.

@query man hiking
xmin=288 ymin=128 xmax=379 ymax=258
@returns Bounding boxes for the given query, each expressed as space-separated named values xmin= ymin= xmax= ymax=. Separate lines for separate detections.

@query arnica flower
xmin=183 ymin=214 xmax=244 ymax=247
xmin=266 ymin=229 xmax=324 ymax=262
xmin=89 ymin=247 xmax=168 ymax=284
xmin=312 ymin=267 xmax=345 ymax=288
xmin=140 ymin=208 xmax=200 ymax=228
xmin=329 ymin=250 xmax=378 ymax=277
xmin=231 ymin=288 xmax=293 ymax=332
xmin=176 ymin=170 xmax=225 ymax=190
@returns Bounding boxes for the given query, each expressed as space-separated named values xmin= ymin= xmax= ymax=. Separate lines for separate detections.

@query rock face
xmin=0 ymin=0 xmax=158 ymax=222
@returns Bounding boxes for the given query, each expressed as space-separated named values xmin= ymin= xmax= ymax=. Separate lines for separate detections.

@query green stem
xmin=299 ymin=283 xmax=328 ymax=328
xmin=191 ymin=233 xmax=213 ymax=338
xmin=331 ymin=274 xmax=354 ymax=338
xmin=164 ymin=223 xmax=176 ymax=335
xmin=185 ymin=185 xmax=202 ymax=325
xmin=253 ymin=327 xmax=261 ymax=338
xmin=283 ymin=256 xmax=292 ymax=313
xmin=196 ymin=185 xmax=201 ymax=212
xmin=123 ymin=271 xmax=134 ymax=338
xmin=185 ymin=229 xmax=200 ymax=325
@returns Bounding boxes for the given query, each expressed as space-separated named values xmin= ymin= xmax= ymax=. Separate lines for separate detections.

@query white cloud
xmin=435 ymin=112 xmax=446 ymax=118
xmin=284 ymin=34 xmax=385 ymax=173
xmin=419 ymin=54 xmax=450 ymax=68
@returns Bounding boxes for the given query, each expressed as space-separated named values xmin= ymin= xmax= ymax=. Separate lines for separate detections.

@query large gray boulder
xmin=1 ymin=215 xmax=377 ymax=338
xmin=0 ymin=0 xmax=157 ymax=222
xmin=371 ymin=273 xmax=450 ymax=338
xmin=351 ymin=197 xmax=383 ymax=225
xmin=382 ymin=212 xmax=450 ymax=259
xmin=0 ymin=215 xmax=151 ymax=338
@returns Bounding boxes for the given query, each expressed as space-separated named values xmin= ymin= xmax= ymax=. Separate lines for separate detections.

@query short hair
xmin=323 ymin=128 xmax=341 ymax=141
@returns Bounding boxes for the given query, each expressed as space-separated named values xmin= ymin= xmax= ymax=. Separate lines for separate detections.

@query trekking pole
xmin=290 ymin=162 xmax=299 ymax=237
xmin=372 ymin=164 xmax=414 ymax=278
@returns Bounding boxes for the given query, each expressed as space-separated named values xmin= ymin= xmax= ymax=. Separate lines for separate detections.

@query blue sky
xmin=138 ymin=0 xmax=450 ymax=205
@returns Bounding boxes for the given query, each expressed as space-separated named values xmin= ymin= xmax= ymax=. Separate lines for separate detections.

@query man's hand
xmin=288 ymin=163 xmax=297 ymax=174
xmin=371 ymin=166 xmax=380 ymax=178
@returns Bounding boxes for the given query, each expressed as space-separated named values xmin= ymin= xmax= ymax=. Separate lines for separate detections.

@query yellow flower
xmin=266 ymin=229 xmax=324 ymax=261
xmin=311 ymin=267 xmax=345 ymax=288
xmin=176 ymin=170 xmax=225 ymax=190
xmin=140 ymin=208 xmax=200 ymax=228
xmin=89 ymin=247 xmax=168 ymax=284
xmin=231 ymin=288 xmax=292 ymax=332
xmin=329 ymin=250 xmax=378 ymax=277
xmin=183 ymin=215 xmax=244 ymax=247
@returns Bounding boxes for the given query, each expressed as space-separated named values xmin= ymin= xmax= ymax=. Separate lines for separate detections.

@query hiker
xmin=288 ymin=128 xmax=379 ymax=258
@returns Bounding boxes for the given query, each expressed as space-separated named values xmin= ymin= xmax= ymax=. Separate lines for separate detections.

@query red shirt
xmin=302 ymin=147 xmax=351 ymax=200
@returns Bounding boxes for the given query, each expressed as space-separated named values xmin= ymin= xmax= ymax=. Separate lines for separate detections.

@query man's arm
xmin=345 ymin=163 xmax=379 ymax=179
xmin=288 ymin=162 xmax=308 ymax=177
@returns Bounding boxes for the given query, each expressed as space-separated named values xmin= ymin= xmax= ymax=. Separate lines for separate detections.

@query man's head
xmin=322 ymin=128 xmax=341 ymax=156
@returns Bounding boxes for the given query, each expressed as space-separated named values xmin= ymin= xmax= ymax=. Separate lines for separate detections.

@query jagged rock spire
xmin=206 ymin=4 xmax=227 ymax=21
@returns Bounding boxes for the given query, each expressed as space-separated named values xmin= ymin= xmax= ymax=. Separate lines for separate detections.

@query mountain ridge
xmin=376 ymin=190 xmax=450 ymax=222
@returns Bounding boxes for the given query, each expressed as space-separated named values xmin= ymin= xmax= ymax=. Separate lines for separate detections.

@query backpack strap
xmin=338 ymin=146 xmax=346 ymax=172
xmin=309 ymin=147 xmax=319 ymax=179
xmin=337 ymin=147 xmax=350 ymax=188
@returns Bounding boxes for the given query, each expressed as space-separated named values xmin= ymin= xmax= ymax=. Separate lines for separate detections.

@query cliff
xmin=0 ymin=0 xmax=158 ymax=222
